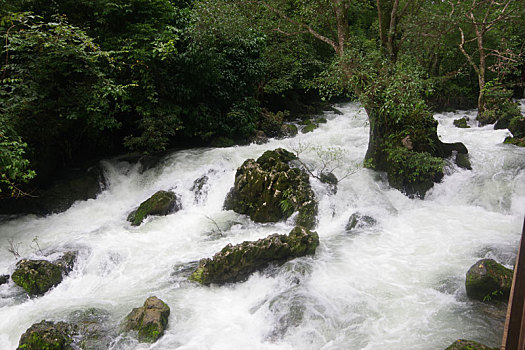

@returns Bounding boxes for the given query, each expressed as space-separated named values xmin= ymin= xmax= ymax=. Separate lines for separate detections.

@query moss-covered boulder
xmin=301 ymin=123 xmax=318 ymax=133
xmin=18 ymin=321 xmax=76 ymax=350
xmin=465 ymin=259 xmax=513 ymax=302
xmin=453 ymin=117 xmax=470 ymax=128
xmin=224 ymin=148 xmax=318 ymax=229
xmin=445 ymin=339 xmax=498 ymax=350
xmin=127 ymin=190 xmax=180 ymax=226
xmin=345 ymin=212 xmax=377 ymax=231
xmin=12 ymin=253 xmax=77 ymax=296
xmin=190 ymin=226 xmax=319 ymax=285
xmin=316 ymin=117 xmax=328 ymax=124
xmin=123 ymin=296 xmax=170 ymax=343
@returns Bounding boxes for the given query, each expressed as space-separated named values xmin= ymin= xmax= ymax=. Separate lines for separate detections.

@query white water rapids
xmin=1 ymin=103 xmax=524 ymax=349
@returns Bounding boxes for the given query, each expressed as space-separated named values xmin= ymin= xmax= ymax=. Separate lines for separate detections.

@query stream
xmin=1 ymin=102 xmax=524 ymax=349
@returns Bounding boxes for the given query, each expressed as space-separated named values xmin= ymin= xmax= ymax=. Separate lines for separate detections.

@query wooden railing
xmin=502 ymin=216 xmax=525 ymax=350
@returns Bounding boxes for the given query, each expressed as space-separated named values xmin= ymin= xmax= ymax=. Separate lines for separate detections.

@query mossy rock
xmin=316 ymin=117 xmax=328 ymax=124
xmin=345 ymin=212 xmax=377 ymax=231
xmin=455 ymin=153 xmax=472 ymax=170
xmin=465 ymin=259 xmax=513 ymax=302
xmin=127 ymin=190 xmax=180 ymax=226
xmin=299 ymin=119 xmax=313 ymax=125
xmin=190 ymin=226 xmax=319 ymax=285
xmin=385 ymin=147 xmax=444 ymax=198
xmin=445 ymin=339 xmax=498 ymax=350
xmin=123 ymin=296 xmax=170 ymax=343
xmin=453 ymin=117 xmax=470 ymax=128
xmin=504 ymin=136 xmax=525 ymax=147
xmin=224 ymin=148 xmax=318 ymax=229
xmin=12 ymin=260 xmax=65 ymax=296
xmin=280 ymin=124 xmax=298 ymax=137
xmin=18 ymin=321 xmax=76 ymax=350
xmin=301 ymin=123 xmax=318 ymax=133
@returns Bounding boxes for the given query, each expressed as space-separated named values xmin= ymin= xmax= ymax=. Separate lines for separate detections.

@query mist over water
xmin=1 ymin=103 xmax=524 ymax=349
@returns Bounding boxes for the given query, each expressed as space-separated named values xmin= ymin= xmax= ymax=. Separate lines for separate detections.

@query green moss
xmin=465 ymin=259 xmax=513 ymax=301
xmin=299 ymin=119 xmax=313 ymax=125
xmin=18 ymin=321 xmax=74 ymax=350
xmin=453 ymin=117 xmax=470 ymax=128
xmin=385 ymin=146 xmax=444 ymax=198
xmin=504 ymin=136 xmax=525 ymax=147
xmin=12 ymin=260 xmax=64 ymax=295
xmin=189 ymin=226 xmax=319 ymax=285
xmin=445 ymin=339 xmax=498 ymax=350
xmin=316 ymin=117 xmax=328 ymax=124
xmin=128 ymin=190 xmax=177 ymax=226
xmin=301 ymin=123 xmax=318 ymax=133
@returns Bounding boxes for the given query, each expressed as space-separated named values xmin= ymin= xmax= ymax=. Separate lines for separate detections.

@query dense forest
xmin=1 ymin=0 xmax=524 ymax=198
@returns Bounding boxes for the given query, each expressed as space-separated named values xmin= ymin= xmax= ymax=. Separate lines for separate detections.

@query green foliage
xmin=477 ymin=84 xmax=521 ymax=126
xmin=385 ymin=146 xmax=444 ymax=185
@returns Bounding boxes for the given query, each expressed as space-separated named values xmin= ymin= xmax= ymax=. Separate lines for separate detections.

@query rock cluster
xmin=190 ymin=226 xmax=319 ymax=285
xmin=445 ymin=339 xmax=498 ymax=350
xmin=224 ymin=148 xmax=318 ymax=229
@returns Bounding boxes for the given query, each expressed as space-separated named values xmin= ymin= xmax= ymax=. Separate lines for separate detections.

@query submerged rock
xmin=189 ymin=226 xmax=319 ymax=285
xmin=191 ymin=175 xmax=209 ymax=204
xmin=345 ymin=212 xmax=377 ymax=231
xmin=224 ymin=148 xmax=318 ymax=229
xmin=127 ymin=190 xmax=180 ymax=226
xmin=12 ymin=253 xmax=77 ymax=296
xmin=465 ymin=259 xmax=513 ymax=302
xmin=18 ymin=320 xmax=76 ymax=350
xmin=0 ymin=274 xmax=9 ymax=285
xmin=319 ymin=172 xmax=338 ymax=194
xmin=445 ymin=339 xmax=498 ymax=350
xmin=69 ymin=308 xmax=114 ymax=350
xmin=123 ymin=296 xmax=170 ymax=343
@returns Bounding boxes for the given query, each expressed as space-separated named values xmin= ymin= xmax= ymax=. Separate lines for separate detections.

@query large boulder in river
xmin=224 ymin=148 xmax=318 ymax=229
xmin=127 ymin=190 xmax=180 ymax=226
xmin=465 ymin=259 xmax=513 ymax=302
xmin=18 ymin=320 xmax=76 ymax=350
xmin=445 ymin=339 xmax=498 ymax=350
xmin=12 ymin=253 xmax=77 ymax=296
xmin=189 ymin=226 xmax=319 ymax=285
xmin=123 ymin=296 xmax=170 ymax=343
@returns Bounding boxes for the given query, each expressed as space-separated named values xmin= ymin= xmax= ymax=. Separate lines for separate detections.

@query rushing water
xmin=1 ymin=103 xmax=524 ymax=350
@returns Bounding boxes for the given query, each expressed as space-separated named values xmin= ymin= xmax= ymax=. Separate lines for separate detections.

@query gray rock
xmin=123 ymin=296 xmax=170 ymax=343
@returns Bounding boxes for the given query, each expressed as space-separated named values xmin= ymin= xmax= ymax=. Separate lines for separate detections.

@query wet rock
xmin=210 ymin=136 xmax=235 ymax=148
xmin=191 ymin=175 xmax=209 ymax=204
xmin=453 ymin=117 xmax=470 ymax=128
xmin=455 ymin=153 xmax=472 ymax=170
xmin=465 ymin=259 xmax=513 ymax=302
xmin=319 ymin=172 xmax=338 ymax=194
xmin=123 ymin=296 xmax=170 ymax=343
xmin=316 ymin=117 xmax=328 ymax=124
xmin=301 ymin=123 xmax=318 ymax=133
xmin=345 ymin=212 xmax=377 ymax=231
xmin=280 ymin=124 xmax=298 ymax=137
xmin=0 ymin=165 xmax=105 ymax=216
xmin=224 ymin=148 xmax=318 ymax=229
xmin=253 ymin=130 xmax=269 ymax=145
xmin=445 ymin=339 xmax=498 ymax=350
xmin=0 ymin=274 xmax=9 ymax=285
xmin=189 ymin=226 xmax=319 ymax=285
xmin=11 ymin=253 xmax=76 ymax=295
xmin=69 ymin=308 xmax=114 ymax=350
xmin=127 ymin=190 xmax=180 ymax=226
xmin=18 ymin=320 xmax=76 ymax=350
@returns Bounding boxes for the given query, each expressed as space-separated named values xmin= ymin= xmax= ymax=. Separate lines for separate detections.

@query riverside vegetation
xmin=1 ymin=0 xmax=524 ymax=349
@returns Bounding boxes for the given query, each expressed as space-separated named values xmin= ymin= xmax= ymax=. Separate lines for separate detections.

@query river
xmin=1 ymin=102 xmax=524 ymax=349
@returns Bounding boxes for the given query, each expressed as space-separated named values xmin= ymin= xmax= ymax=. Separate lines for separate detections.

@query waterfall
xmin=1 ymin=102 xmax=524 ymax=349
